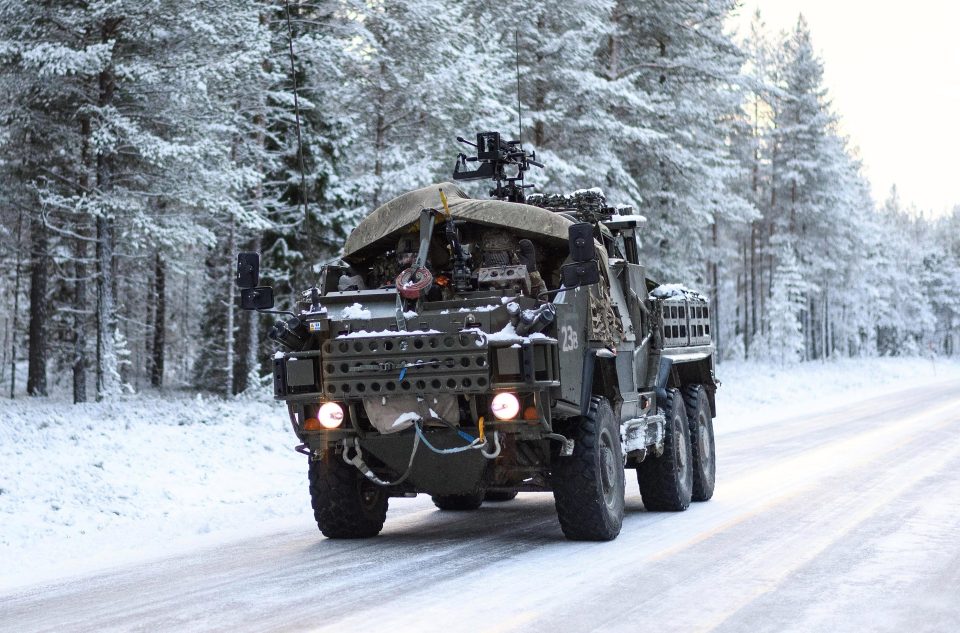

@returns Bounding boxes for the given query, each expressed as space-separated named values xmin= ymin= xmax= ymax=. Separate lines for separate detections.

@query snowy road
xmin=3 ymin=382 xmax=960 ymax=633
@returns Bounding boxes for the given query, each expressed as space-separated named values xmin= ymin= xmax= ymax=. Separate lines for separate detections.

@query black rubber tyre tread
xmin=683 ymin=384 xmax=716 ymax=502
xmin=484 ymin=490 xmax=519 ymax=502
xmin=638 ymin=388 xmax=693 ymax=511
xmin=308 ymin=457 xmax=388 ymax=538
xmin=551 ymin=397 xmax=625 ymax=541
xmin=432 ymin=492 xmax=485 ymax=511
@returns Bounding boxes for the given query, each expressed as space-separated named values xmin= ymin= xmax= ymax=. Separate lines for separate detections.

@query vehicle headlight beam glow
xmin=491 ymin=392 xmax=521 ymax=421
xmin=318 ymin=401 xmax=345 ymax=429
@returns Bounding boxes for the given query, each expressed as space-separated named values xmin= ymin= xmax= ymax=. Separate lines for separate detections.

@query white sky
xmin=728 ymin=2 xmax=960 ymax=216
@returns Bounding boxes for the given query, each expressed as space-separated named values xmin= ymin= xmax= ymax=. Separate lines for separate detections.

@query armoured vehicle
xmin=237 ymin=132 xmax=718 ymax=541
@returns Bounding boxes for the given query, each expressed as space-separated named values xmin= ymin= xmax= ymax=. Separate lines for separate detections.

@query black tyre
xmin=552 ymin=397 xmax=625 ymax=541
xmin=432 ymin=492 xmax=484 ymax=511
xmin=484 ymin=490 xmax=519 ymax=502
xmin=309 ymin=456 xmax=388 ymax=538
xmin=638 ymin=388 xmax=693 ymax=511
xmin=683 ymin=384 xmax=716 ymax=502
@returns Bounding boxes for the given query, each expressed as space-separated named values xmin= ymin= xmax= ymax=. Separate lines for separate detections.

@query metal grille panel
xmin=321 ymin=331 xmax=491 ymax=396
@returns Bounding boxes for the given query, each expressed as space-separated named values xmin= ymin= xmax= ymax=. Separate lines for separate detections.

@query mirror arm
xmin=538 ymin=284 xmax=586 ymax=301
xmin=257 ymin=308 xmax=298 ymax=318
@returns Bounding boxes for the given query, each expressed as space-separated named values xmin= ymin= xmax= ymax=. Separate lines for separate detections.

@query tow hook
xmin=546 ymin=433 xmax=575 ymax=457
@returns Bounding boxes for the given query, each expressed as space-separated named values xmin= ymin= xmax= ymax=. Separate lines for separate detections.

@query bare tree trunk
xmin=742 ymin=238 xmax=750 ymax=355
xmin=225 ymin=223 xmax=236 ymax=396
xmin=95 ymin=214 xmax=117 ymax=399
xmin=73 ymin=232 xmax=88 ymax=403
xmin=10 ymin=209 xmax=23 ymax=398
xmin=151 ymin=251 xmax=166 ymax=387
xmin=711 ymin=221 xmax=720 ymax=360
xmin=245 ymin=236 xmax=261 ymax=390
xmin=750 ymin=223 xmax=758 ymax=340
xmin=95 ymin=18 xmax=120 ymax=400
xmin=27 ymin=214 xmax=48 ymax=397
xmin=821 ymin=290 xmax=828 ymax=360
xmin=73 ymin=114 xmax=92 ymax=404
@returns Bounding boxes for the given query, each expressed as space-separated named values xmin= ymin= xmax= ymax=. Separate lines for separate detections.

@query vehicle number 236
xmin=560 ymin=325 xmax=579 ymax=352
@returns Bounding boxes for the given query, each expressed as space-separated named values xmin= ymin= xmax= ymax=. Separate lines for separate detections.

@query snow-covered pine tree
xmin=767 ymin=16 xmax=851 ymax=360
xmin=764 ymin=243 xmax=806 ymax=365
xmin=730 ymin=8 xmax=781 ymax=359
xmin=612 ymin=0 xmax=755 ymax=285
xmin=311 ymin=0 xmax=481 ymax=217
xmin=470 ymin=0 xmax=657 ymax=204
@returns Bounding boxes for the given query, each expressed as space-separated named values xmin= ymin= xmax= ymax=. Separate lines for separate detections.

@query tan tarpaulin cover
xmin=343 ymin=182 xmax=576 ymax=257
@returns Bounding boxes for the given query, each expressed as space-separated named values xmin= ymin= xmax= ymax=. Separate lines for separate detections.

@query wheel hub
xmin=699 ymin=416 xmax=711 ymax=465
xmin=676 ymin=419 xmax=688 ymax=474
xmin=599 ymin=431 xmax=618 ymax=505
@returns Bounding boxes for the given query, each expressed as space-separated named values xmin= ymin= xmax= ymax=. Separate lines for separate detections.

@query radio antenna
xmin=284 ymin=0 xmax=309 ymax=225
xmin=515 ymin=30 xmax=523 ymax=150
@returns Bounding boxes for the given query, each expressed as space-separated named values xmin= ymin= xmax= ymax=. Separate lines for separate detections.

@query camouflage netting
xmin=526 ymin=188 xmax=620 ymax=224
xmin=590 ymin=279 xmax=624 ymax=348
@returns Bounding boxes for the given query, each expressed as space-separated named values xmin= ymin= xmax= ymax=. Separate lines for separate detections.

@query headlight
xmin=318 ymin=402 xmax=345 ymax=429
xmin=491 ymin=392 xmax=520 ymax=421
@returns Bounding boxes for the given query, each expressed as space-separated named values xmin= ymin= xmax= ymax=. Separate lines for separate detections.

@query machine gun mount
xmin=452 ymin=131 xmax=543 ymax=203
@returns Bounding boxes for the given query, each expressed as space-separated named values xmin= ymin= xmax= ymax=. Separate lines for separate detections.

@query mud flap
xmin=655 ymin=357 xmax=673 ymax=404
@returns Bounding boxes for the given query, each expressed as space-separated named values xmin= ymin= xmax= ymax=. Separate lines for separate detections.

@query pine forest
xmin=1 ymin=0 xmax=958 ymax=403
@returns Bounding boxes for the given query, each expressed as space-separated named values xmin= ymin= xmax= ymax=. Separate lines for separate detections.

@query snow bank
xmin=715 ymin=356 xmax=960 ymax=433
xmin=0 ymin=391 xmax=305 ymax=590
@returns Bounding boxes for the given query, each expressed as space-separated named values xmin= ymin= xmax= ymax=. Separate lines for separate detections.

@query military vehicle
xmin=236 ymin=131 xmax=718 ymax=541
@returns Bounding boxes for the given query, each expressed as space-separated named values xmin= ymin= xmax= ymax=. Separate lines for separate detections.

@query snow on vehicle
xmin=236 ymin=131 xmax=718 ymax=541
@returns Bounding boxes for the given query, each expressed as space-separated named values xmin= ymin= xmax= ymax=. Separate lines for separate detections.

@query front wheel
xmin=552 ymin=397 xmax=625 ymax=541
xmin=309 ymin=455 xmax=388 ymax=538
xmin=638 ymin=388 xmax=693 ymax=511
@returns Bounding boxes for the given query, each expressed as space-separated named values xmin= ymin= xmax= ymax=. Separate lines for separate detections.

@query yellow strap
xmin=478 ymin=416 xmax=485 ymax=442
xmin=439 ymin=188 xmax=452 ymax=218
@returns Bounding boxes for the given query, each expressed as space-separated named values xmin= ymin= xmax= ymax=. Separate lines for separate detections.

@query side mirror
xmin=236 ymin=252 xmax=260 ymax=289
xmin=568 ymin=223 xmax=596 ymax=262
xmin=560 ymin=261 xmax=601 ymax=288
xmin=240 ymin=286 xmax=275 ymax=310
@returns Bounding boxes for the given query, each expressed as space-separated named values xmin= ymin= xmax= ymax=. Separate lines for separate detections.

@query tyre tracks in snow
xmin=1 ymin=382 xmax=959 ymax=633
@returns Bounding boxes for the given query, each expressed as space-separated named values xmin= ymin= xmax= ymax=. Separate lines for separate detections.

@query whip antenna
xmin=284 ymin=0 xmax=309 ymax=224
xmin=515 ymin=30 xmax=523 ymax=149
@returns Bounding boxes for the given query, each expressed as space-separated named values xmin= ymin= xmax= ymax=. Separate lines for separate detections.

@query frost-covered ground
xmin=1 ymin=356 xmax=958 ymax=591
xmin=715 ymin=355 xmax=960 ymax=432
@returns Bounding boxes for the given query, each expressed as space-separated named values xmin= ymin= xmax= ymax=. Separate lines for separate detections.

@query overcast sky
xmin=729 ymin=2 xmax=960 ymax=216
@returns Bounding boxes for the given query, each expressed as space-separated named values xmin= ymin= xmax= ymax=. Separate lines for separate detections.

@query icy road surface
xmin=2 ymin=381 xmax=960 ymax=633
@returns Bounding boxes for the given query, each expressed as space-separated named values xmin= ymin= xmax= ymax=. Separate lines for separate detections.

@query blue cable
xmin=415 ymin=422 xmax=480 ymax=454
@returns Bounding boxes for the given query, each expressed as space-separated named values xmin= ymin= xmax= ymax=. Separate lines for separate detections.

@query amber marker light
xmin=491 ymin=393 xmax=521 ymax=421
xmin=317 ymin=402 xmax=345 ymax=429
xmin=523 ymin=406 xmax=539 ymax=421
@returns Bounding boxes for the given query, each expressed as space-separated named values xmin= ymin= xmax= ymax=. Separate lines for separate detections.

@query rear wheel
xmin=638 ymin=388 xmax=693 ymax=511
xmin=683 ymin=384 xmax=716 ymax=501
xmin=552 ymin=397 xmax=625 ymax=541
xmin=432 ymin=492 xmax=484 ymax=511
xmin=309 ymin=456 xmax=388 ymax=538
xmin=484 ymin=490 xmax=519 ymax=502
